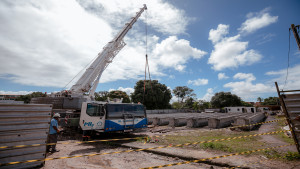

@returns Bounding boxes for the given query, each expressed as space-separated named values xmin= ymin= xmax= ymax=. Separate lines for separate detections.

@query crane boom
xmin=69 ymin=5 xmax=147 ymax=99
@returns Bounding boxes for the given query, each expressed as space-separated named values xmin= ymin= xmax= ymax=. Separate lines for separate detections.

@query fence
xmin=0 ymin=104 xmax=52 ymax=169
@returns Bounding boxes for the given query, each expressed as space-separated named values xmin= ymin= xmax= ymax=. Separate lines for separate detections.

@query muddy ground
xmin=41 ymin=116 xmax=300 ymax=169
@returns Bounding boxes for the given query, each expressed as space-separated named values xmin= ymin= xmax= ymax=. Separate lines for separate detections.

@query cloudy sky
xmin=0 ymin=0 xmax=299 ymax=102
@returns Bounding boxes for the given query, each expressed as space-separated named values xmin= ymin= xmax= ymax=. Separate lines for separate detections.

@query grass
xmin=284 ymin=151 xmax=300 ymax=160
xmin=157 ymin=130 xmax=266 ymax=154
xmin=274 ymin=116 xmax=295 ymax=144
xmin=151 ymin=127 xmax=299 ymax=160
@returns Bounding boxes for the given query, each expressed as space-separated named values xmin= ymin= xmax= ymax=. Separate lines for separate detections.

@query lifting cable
xmin=283 ymin=28 xmax=291 ymax=90
xmin=143 ymin=9 xmax=153 ymax=104
xmin=283 ymin=25 xmax=300 ymax=90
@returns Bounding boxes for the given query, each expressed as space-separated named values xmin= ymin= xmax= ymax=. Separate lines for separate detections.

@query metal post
xmin=291 ymin=24 xmax=300 ymax=50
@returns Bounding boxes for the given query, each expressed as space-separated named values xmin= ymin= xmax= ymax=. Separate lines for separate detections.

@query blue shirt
xmin=49 ymin=118 xmax=58 ymax=134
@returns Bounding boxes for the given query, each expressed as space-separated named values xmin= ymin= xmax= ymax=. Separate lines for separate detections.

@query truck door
xmin=79 ymin=102 xmax=106 ymax=131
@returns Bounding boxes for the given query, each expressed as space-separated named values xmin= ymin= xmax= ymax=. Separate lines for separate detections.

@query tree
xmin=193 ymin=100 xmax=210 ymax=110
xmin=210 ymin=92 xmax=242 ymax=108
xmin=184 ymin=97 xmax=195 ymax=109
xmin=241 ymin=101 xmax=253 ymax=107
xmin=172 ymin=102 xmax=182 ymax=109
xmin=15 ymin=92 xmax=47 ymax=104
xmin=172 ymin=86 xmax=196 ymax=103
xmin=95 ymin=91 xmax=109 ymax=101
xmin=261 ymin=97 xmax=279 ymax=105
xmin=108 ymin=90 xmax=130 ymax=103
xmin=131 ymin=80 xmax=172 ymax=110
xmin=257 ymin=97 xmax=263 ymax=102
xmin=95 ymin=91 xmax=130 ymax=103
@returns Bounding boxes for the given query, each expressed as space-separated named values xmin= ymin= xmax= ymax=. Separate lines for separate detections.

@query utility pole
xmin=291 ymin=24 xmax=300 ymax=50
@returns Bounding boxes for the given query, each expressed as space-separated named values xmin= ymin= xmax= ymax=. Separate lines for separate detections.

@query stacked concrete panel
xmin=186 ymin=117 xmax=208 ymax=128
xmin=31 ymin=97 xmax=86 ymax=110
xmin=232 ymin=112 xmax=266 ymax=130
xmin=31 ymin=97 xmax=64 ymax=109
xmin=157 ymin=117 xmax=170 ymax=126
xmin=147 ymin=112 xmax=252 ymax=128
xmin=169 ymin=118 xmax=188 ymax=127
xmin=207 ymin=113 xmax=244 ymax=128
xmin=0 ymin=104 xmax=52 ymax=169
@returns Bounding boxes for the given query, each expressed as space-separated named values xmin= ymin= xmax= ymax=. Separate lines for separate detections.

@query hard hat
xmin=53 ymin=113 xmax=60 ymax=118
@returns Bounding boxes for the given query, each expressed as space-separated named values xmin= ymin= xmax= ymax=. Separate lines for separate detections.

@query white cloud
xmin=239 ymin=8 xmax=278 ymax=34
xmin=295 ymin=51 xmax=300 ymax=58
xmin=101 ymin=35 xmax=206 ymax=83
xmin=0 ymin=0 xmax=205 ymax=89
xmin=0 ymin=91 xmax=34 ymax=95
xmin=224 ymin=65 xmax=300 ymax=101
xmin=170 ymin=95 xmax=179 ymax=103
xmin=77 ymin=0 xmax=190 ymax=35
xmin=168 ymin=75 xmax=175 ymax=79
xmin=187 ymin=78 xmax=208 ymax=86
xmin=208 ymin=9 xmax=278 ymax=71
xmin=108 ymin=87 xmax=134 ymax=96
xmin=218 ymin=73 xmax=229 ymax=80
xmin=256 ymin=33 xmax=276 ymax=45
xmin=266 ymin=64 xmax=300 ymax=90
xmin=208 ymin=24 xmax=229 ymax=44
xmin=0 ymin=0 xmax=112 ymax=87
xmin=201 ymin=88 xmax=214 ymax=101
xmin=224 ymin=73 xmax=273 ymax=100
xmin=233 ymin=73 xmax=256 ymax=81
xmin=208 ymin=24 xmax=262 ymax=71
xmin=152 ymin=36 xmax=207 ymax=72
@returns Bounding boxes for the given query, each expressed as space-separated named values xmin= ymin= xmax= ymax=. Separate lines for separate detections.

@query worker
xmin=47 ymin=113 xmax=60 ymax=153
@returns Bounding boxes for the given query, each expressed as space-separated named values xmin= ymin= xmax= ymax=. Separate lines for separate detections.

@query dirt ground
xmin=41 ymin=116 xmax=300 ymax=169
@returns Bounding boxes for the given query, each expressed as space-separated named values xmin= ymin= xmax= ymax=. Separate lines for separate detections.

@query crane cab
xmin=79 ymin=102 xmax=147 ymax=132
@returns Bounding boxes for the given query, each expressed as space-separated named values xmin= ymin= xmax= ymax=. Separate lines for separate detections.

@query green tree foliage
xmin=172 ymin=86 xmax=197 ymax=109
xmin=241 ymin=101 xmax=253 ymax=107
xmin=15 ymin=92 xmax=47 ymax=104
xmin=184 ymin=97 xmax=195 ymax=109
xmin=210 ymin=92 xmax=242 ymax=108
xmin=94 ymin=91 xmax=109 ymax=101
xmin=172 ymin=86 xmax=196 ymax=103
xmin=257 ymin=97 xmax=263 ymax=102
xmin=108 ymin=90 xmax=130 ymax=103
xmin=131 ymin=80 xmax=172 ymax=110
xmin=193 ymin=100 xmax=211 ymax=110
xmin=172 ymin=99 xmax=197 ymax=109
xmin=171 ymin=102 xmax=182 ymax=109
xmin=95 ymin=91 xmax=130 ymax=103
xmin=261 ymin=97 xmax=280 ymax=105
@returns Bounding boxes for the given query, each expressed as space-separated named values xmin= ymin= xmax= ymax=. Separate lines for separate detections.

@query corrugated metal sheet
xmin=283 ymin=94 xmax=300 ymax=143
xmin=0 ymin=104 xmax=52 ymax=169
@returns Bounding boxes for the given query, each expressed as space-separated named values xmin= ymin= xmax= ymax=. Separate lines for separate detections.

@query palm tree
xmin=257 ymin=97 xmax=263 ymax=102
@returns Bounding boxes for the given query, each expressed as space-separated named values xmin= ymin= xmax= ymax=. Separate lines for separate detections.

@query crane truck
xmin=31 ymin=5 xmax=148 ymax=134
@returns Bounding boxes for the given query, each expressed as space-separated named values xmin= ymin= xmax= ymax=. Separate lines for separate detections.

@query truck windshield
xmin=106 ymin=104 xmax=145 ymax=118
xmin=86 ymin=104 xmax=105 ymax=117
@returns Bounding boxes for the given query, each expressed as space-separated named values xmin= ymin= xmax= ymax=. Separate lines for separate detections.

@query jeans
xmin=47 ymin=133 xmax=58 ymax=151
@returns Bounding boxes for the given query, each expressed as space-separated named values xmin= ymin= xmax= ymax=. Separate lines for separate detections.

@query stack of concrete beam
xmin=169 ymin=118 xmax=188 ymax=127
xmin=186 ymin=117 xmax=208 ymax=128
xmin=208 ymin=113 xmax=245 ymax=129
xmin=148 ymin=112 xmax=250 ymax=128
xmin=232 ymin=112 xmax=266 ymax=130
